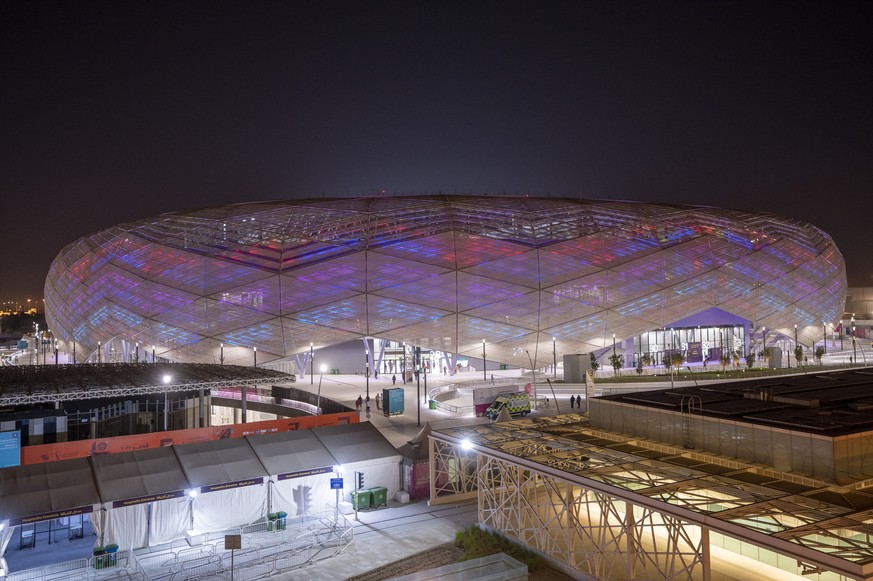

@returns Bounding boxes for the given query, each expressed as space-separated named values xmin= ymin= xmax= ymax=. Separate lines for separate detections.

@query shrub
xmin=455 ymin=526 xmax=544 ymax=571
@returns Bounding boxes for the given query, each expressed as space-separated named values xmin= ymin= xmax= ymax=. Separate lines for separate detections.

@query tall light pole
xmin=135 ymin=342 xmax=139 ymax=363
xmin=612 ymin=334 xmax=616 ymax=357
xmin=219 ymin=343 xmax=224 ymax=365
xmin=152 ymin=345 xmax=156 ymax=364
xmin=482 ymin=339 xmax=486 ymax=381
xmin=552 ymin=337 xmax=557 ymax=378
xmin=852 ymin=314 xmax=857 ymax=364
xmin=310 ymin=342 xmax=314 ymax=385
xmin=795 ymin=324 xmax=799 ymax=366
xmin=823 ymin=323 xmax=827 ymax=355
xmin=317 ymin=364 xmax=327 ymax=418
xmin=97 ymin=341 xmax=102 ymax=364
xmin=253 ymin=346 xmax=257 ymax=367
xmin=162 ymin=374 xmax=172 ymax=431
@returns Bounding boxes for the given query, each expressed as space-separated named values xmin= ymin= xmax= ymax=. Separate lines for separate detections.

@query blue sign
xmin=0 ymin=430 xmax=21 ymax=468
xmin=330 ymin=478 xmax=343 ymax=490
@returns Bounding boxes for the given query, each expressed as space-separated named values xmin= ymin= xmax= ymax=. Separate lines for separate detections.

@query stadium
xmin=44 ymin=196 xmax=846 ymax=370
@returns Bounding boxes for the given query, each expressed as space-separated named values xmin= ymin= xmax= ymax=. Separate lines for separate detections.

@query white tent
xmin=248 ymin=430 xmax=339 ymax=516
xmin=314 ymin=422 xmax=402 ymax=501
xmin=174 ymin=438 xmax=269 ymax=533
xmin=90 ymin=447 xmax=191 ymax=549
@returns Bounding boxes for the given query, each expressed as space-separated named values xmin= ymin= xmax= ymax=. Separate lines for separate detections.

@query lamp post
xmin=840 ymin=320 xmax=844 ymax=350
xmin=152 ymin=345 xmax=156 ymax=364
xmin=54 ymin=340 xmax=58 ymax=365
xmin=795 ymin=324 xmax=799 ymax=366
xmin=73 ymin=341 xmax=76 ymax=364
xmin=823 ymin=323 xmax=827 ymax=355
xmin=612 ymin=334 xmax=616 ymax=357
xmin=852 ymin=315 xmax=857 ymax=364
xmin=135 ymin=342 xmax=139 ymax=363
xmin=402 ymin=343 xmax=406 ymax=384
xmin=253 ymin=346 xmax=257 ymax=367
xmin=552 ymin=337 xmax=557 ymax=378
xmin=97 ymin=341 xmax=102 ymax=364
xmin=219 ymin=343 xmax=224 ymax=365
xmin=482 ymin=340 xmax=486 ymax=381
xmin=162 ymin=374 xmax=172 ymax=431
xmin=310 ymin=342 xmax=314 ymax=385
xmin=317 ymin=364 xmax=327 ymax=418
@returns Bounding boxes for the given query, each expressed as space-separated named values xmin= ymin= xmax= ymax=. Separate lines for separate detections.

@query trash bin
xmin=267 ymin=512 xmax=278 ymax=531
xmin=429 ymin=400 xmax=437 ymax=410
xmin=105 ymin=544 xmax=119 ymax=567
xmin=368 ymin=486 xmax=388 ymax=507
xmin=350 ymin=490 xmax=371 ymax=510
xmin=92 ymin=547 xmax=106 ymax=569
xmin=276 ymin=511 xmax=287 ymax=530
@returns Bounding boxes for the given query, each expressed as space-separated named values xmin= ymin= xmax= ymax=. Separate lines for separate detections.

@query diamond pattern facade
xmin=45 ymin=196 xmax=846 ymax=368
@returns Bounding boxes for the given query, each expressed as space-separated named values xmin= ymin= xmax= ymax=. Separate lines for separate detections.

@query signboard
xmin=225 ymin=535 xmax=242 ymax=550
xmin=686 ymin=342 xmax=702 ymax=363
xmin=330 ymin=478 xmax=343 ymax=490
xmin=384 ymin=388 xmax=405 ymax=416
xmin=112 ymin=490 xmax=185 ymax=508
xmin=0 ymin=430 xmax=21 ymax=468
xmin=201 ymin=477 xmax=263 ymax=494
xmin=277 ymin=466 xmax=333 ymax=481
xmin=10 ymin=505 xmax=93 ymax=526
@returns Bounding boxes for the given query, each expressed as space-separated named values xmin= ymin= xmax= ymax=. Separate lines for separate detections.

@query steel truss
xmin=478 ymin=454 xmax=708 ymax=580
xmin=429 ymin=436 xmax=478 ymax=504
xmin=0 ymin=378 xmax=271 ymax=405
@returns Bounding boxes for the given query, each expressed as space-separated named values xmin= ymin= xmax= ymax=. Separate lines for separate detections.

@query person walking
xmin=570 ymin=394 xmax=576 ymax=409
xmin=392 ymin=374 xmax=396 ymax=385
xmin=365 ymin=396 xmax=371 ymax=414
xmin=375 ymin=393 xmax=382 ymax=410
xmin=576 ymin=394 xmax=582 ymax=409
xmin=356 ymin=395 xmax=363 ymax=412
xmin=490 ymin=374 xmax=495 ymax=385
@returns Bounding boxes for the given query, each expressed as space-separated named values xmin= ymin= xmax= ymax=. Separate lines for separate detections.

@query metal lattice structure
xmin=45 ymin=195 xmax=846 ymax=367
xmin=431 ymin=416 xmax=873 ymax=580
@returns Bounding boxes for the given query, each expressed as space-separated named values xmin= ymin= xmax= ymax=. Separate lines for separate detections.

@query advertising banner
xmin=22 ymin=411 xmax=359 ymax=465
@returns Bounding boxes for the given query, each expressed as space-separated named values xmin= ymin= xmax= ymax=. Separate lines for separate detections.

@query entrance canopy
xmin=0 ymin=458 xmax=100 ymax=523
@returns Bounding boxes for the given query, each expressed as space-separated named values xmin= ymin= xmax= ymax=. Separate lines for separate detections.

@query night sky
xmin=2 ymin=1 xmax=871 ymax=301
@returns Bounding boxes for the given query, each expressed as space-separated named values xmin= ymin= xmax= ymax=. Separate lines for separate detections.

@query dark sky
xmin=2 ymin=0 xmax=871 ymax=301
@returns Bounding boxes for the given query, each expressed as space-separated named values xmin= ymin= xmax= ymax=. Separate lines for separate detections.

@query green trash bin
xmin=429 ymin=400 xmax=437 ymax=410
xmin=368 ymin=486 xmax=388 ymax=507
xmin=267 ymin=512 xmax=278 ymax=531
xmin=276 ymin=511 xmax=288 ymax=530
xmin=105 ymin=544 xmax=119 ymax=567
xmin=351 ymin=489 xmax=371 ymax=510
xmin=92 ymin=547 xmax=106 ymax=569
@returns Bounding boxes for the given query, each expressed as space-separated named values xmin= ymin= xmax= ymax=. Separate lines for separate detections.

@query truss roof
xmin=433 ymin=415 xmax=873 ymax=578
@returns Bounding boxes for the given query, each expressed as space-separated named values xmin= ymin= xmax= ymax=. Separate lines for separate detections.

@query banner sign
xmin=278 ymin=466 xmax=333 ymax=481
xmin=330 ymin=478 xmax=343 ymax=490
xmin=22 ymin=412 xmax=359 ymax=466
xmin=687 ymin=342 xmax=702 ymax=363
xmin=201 ymin=477 xmax=264 ymax=494
xmin=10 ymin=505 xmax=93 ymax=526
xmin=0 ymin=430 xmax=21 ymax=468
xmin=112 ymin=490 xmax=185 ymax=508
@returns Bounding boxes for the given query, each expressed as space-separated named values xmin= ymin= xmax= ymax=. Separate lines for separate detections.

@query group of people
xmin=568 ymin=394 xmax=583 ymax=409
xmin=355 ymin=393 xmax=383 ymax=412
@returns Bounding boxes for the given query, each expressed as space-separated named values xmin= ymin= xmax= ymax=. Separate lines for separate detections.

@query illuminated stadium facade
xmin=44 ymin=196 xmax=846 ymax=369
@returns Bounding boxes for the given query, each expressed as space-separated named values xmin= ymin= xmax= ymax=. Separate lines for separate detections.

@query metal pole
xmin=482 ymin=340 xmax=486 ymax=381
xmin=552 ymin=337 xmax=557 ymax=378
xmin=310 ymin=343 xmax=314 ymax=385
xmin=163 ymin=391 xmax=168 ymax=431
xmin=220 ymin=343 xmax=224 ymax=365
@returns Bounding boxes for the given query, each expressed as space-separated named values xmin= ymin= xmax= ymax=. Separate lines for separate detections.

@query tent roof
xmin=314 ymin=422 xmax=400 ymax=465
xmin=247 ymin=430 xmax=337 ymax=476
xmin=174 ymin=437 xmax=268 ymax=488
xmin=397 ymin=422 xmax=432 ymax=462
xmin=0 ymin=458 xmax=100 ymax=522
xmin=90 ymin=447 xmax=189 ymax=503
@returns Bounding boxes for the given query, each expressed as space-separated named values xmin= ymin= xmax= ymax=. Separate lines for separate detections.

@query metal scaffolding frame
xmin=430 ymin=416 xmax=873 ymax=580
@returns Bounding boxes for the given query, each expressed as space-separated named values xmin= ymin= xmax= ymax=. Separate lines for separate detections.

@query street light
xmin=253 ymin=346 xmax=257 ymax=367
xmin=612 ymin=334 xmax=616 ymax=357
xmin=135 ymin=342 xmax=139 ymax=363
xmin=152 ymin=345 xmax=156 ymax=364
xmin=97 ymin=341 xmax=102 ymax=364
xmin=310 ymin=342 xmax=314 ymax=385
xmin=162 ymin=374 xmax=172 ymax=431
xmin=482 ymin=340 xmax=486 ymax=381
xmin=317 ymin=364 xmax=328 ymax=417
xmin=219 ymin=343 xmax=224 ymax=365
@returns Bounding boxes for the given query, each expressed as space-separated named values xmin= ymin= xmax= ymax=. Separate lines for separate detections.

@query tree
xmin=609 ymin=353 xmax=624 ymax=376
xmin=762 ymin=347 xmax=771 ymax=365
xmin=719 ymin=352 xmax=731 ymax=371
xmin=635 ymin=359 xmax=644 ymax=375
xmin=670 ymin=352 xmax=685 ymax=370
xmin=732 ymin=350 xmax=740 ymax=368
xmin=744 ymin=352 xmax=756 ymax=369
xmin=641 ymin=352 xmax=652 ymax=368
xmin=794 ymin=345 xmax=804 ymax=367
xmin=814 ymin=346 xmax=825 ymax=365
xmin=589 ymin=353 xmax=600 ymax=372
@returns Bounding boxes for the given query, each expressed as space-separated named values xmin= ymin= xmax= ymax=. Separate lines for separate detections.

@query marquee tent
xmin=315 ymin=423 xmax=402 ymax=500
